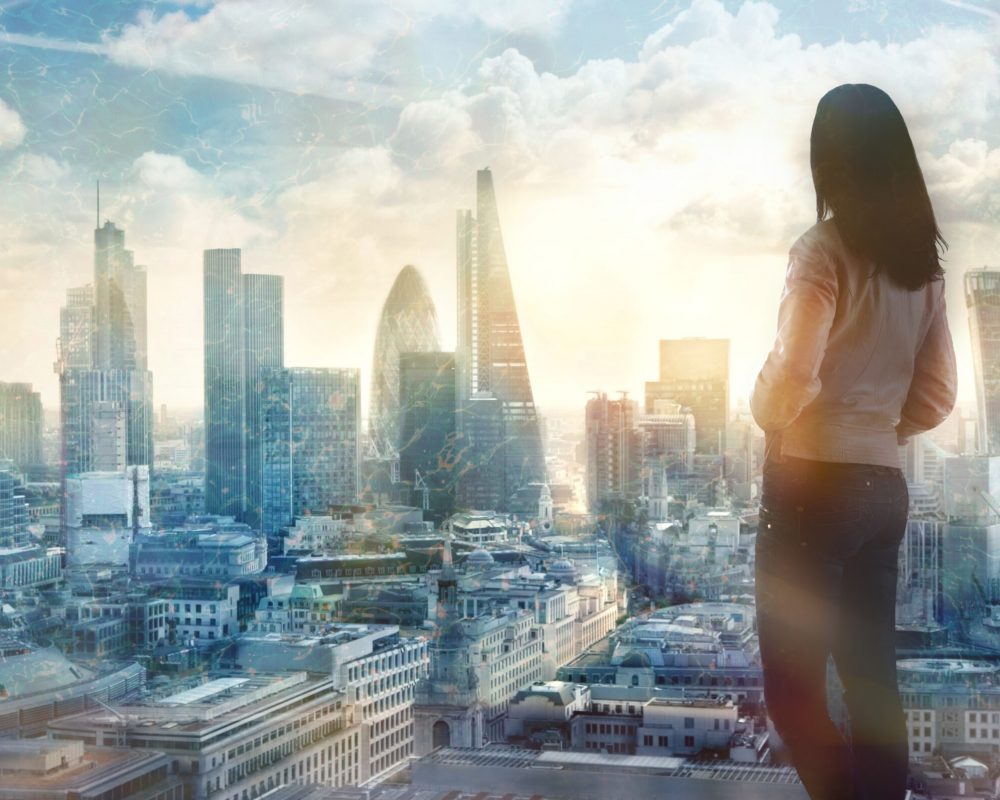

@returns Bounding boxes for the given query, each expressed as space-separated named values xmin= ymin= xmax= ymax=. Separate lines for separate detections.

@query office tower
xmin=242 ymin=273 xmax=284 ymax=526
xmin=260 ymin=368 xmax=360 ymax=534
xmin=0 ymin=382 xmax=43 ymax=471
xmin=57 ymin=215 xmax=154 ymax=541
xmin=369 ymin=266 xmax=441 ymax=460
xmin=398 ymin=352 xmax=457 ymax=523
xmin=639 ymin=403 xmax=695 ymax=521
xmin=585 ymin=392 xmax=641 ymax=513
xmin=645 ymin=338 xmax=729 ymax=456
xmin=456 ymin=169 xmax=545 ymax=509
xmin=0 ymin=464 xmax=31 ymax=548
xmin=203 ymin=249 xmax=284 ymax=523
xmin=60 ymin=369 xmax=151 ymax=476
xmin=966 ymin=269 xmax=1000 ymax=454
xmin=94 ymin=221 xmax=147 ymax=370
xmin=59 ymin=286 xmax=94 ymax=368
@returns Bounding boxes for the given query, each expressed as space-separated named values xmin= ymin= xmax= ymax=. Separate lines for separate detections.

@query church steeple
xmin=438 ymin=530 xmax=458 ymax=608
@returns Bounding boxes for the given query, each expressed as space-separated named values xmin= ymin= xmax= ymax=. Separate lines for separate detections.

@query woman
xmin=750 ymin=83 xmax=957 ymax=800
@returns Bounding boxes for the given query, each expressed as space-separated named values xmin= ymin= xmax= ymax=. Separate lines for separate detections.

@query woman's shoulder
xmin=789 ymin=219 xmax=841 ymax=271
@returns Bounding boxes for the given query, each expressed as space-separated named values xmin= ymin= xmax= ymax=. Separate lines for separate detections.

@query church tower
xmin=412 ymin=532 xmax=484 ymax=755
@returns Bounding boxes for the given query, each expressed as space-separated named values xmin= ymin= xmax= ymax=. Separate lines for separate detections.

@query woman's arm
xmin=750 ymin=243 xmax=838 ymax=432
xmin=896 ymin=288 xmax=957 ymax=444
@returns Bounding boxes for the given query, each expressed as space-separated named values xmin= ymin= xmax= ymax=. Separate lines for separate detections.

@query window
xmin=684 ymin=736 xmax=695 ymax=747
xmin=684 ymin=717 xmax=695 ymax=729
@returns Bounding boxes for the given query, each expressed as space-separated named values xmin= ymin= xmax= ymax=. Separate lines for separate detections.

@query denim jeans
xmin=756 ymin=454 xmax=910 ymax=800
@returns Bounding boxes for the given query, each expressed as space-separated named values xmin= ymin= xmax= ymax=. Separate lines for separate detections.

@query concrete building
xmin=557 ymin=604 xmax=761 ymax=712
xmin=49 ymin=672 xmax=360 ymax=799
xmin=0 ymin=382 xmax=43 ymax=472
xmin=131 ymin=521 xmax=266 ymax=580
xmin=414 ymin=539 xmax=545 ymax=753
xmin=65 ymin=466 xmax=151 ymax=568
xmin=409 ymin=745 xmax=804 ymax=800
xmin=231 ymin=624 xmax=427 ymax=785
xmin=897 ymin=658 xmax=1000 ymax=759
xmin=645 ymin=338 xmax=730 ymax=457
xmin=0 ymin=739 xmax=182 ymax=800
xmin=585 ymin=392 xmax=641 ymax=513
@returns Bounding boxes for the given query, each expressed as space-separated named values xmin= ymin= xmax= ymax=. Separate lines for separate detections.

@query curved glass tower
xmin=368 ymin=265 xmax=441 ymax=459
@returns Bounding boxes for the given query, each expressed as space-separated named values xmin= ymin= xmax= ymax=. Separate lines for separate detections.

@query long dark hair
xmin=810 ymin=83 xmax=946 ymax=289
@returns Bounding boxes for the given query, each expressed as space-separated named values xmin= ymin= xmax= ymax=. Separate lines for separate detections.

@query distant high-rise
xmin=455 ymin=169 xmax=545 ymax=509
xmin=369 ymin=266 xmax=440 ymax=461
xmin=398 ymin=352 xmax=457 ymax=522
xmin=0 ymin=464 xmax=31 ymax=548
xmin=202 ymin=249 xmax=284 ymax=523
xmin=59 ymin=286 xmax=95 ymax=369
xmin=94 ymin=221 xmax=147 ymax=371
xmin=585 ymin=393 xmax=641 ymax=512
xmin=645 ymin=338 xmax=729 ymax=456
xmin=260 ymin=368 xmax=360 ymax=534
xmin=0 ymin=383 xmax=43 ymax=471
xmin=966 ymin=269 xmax=1000 ymax=454
xmin=242 ymin=273 xmax=284 ymax=526
xmin=57 ymin=216 xmax=154 ymax=537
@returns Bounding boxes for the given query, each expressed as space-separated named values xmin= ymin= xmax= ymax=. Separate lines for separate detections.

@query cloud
xmin=0 ymin=99 xmax=25 ymax=149
xmin=100 ymin=0 xmax=577 ymax=100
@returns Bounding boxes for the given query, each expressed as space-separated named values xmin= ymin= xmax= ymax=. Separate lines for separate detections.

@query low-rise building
xmin=49 ymin=672 xmax=358 ymax=800
xmin=0 ymin=739 xmax=182 ymax=800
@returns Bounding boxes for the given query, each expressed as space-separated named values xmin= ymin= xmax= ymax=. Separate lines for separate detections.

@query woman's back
xmin=750 ymin=218 xmax=955 ymax=468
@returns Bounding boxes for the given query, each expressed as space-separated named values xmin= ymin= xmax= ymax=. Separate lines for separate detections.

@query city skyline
xmin=0 ymin=2 xmax=996 ymax=416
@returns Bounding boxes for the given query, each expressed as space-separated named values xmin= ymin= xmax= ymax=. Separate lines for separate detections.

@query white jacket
xmin=751 ymin=219 xmax=957 ymax=468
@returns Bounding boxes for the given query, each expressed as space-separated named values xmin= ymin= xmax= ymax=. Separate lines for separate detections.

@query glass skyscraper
xmin=966 ymin=269 xmax=1000 ymax=454
xmin=202 ymin=249 xmax=284 ymax=523
xmin=260 ymin=368 xmax=360 ymax=534
xmin=368 ymin=265 xmax=441 ymax=460
xmin=455 ymin=169 xmax=545 ymax=510
xmin=0 ymin=382 xmax=43 ymax=472
xmin=398 ymin=352 xmax=457 ymax=523
xmin=57 ymin=218 xmax=154 ymax=529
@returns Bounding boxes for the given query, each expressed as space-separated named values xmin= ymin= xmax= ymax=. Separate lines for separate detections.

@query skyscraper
xmin=260 ymin=368 xmax=360 ymax=534
xmin=0 ymin=383 xmax=43 ymax=472
xmin=368 ymin=266 xmax=441 ymax=460
xmin=59 ymin=286 xmax=95 ymax=369
xmin=585 ymin=392 xmax=641 ymax=512
xmin=57 ymin=216 xmax=154 ymax=535
xmin=202 ymin=249 xmax=284 ymax=523
xmin=966 ymin=269 xmax=1000 ymax=454
xmin=94 ymin=221 xmax=147 ymax=371
xmin=455 ymin=169 xmax=545 ymax=509
xmin=645 ymin=338 xmax=730 ymax=456
xmin=398 ymin=352 xmax=457 ymax=522
xmin=243 ymin=273 xmax=284 ymax=526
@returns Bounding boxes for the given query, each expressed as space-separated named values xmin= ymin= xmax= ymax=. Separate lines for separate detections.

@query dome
xmin=619 ymin=651 xmax=653 ymax=669
xmin=466 ymin=548 xmax=495 ymax=566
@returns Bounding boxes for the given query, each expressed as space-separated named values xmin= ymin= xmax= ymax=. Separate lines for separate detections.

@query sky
xmin=0 ymin=0 xmax=997 ymax=419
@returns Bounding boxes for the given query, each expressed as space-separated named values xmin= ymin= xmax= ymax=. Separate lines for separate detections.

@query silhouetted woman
xmin=751 ymin=84 xmax=957 ymax=800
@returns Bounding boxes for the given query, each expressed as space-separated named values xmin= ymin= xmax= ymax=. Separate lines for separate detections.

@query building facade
xmin=966 ymin=269 xmax=1000 ymax=454
xmin=260 ymin=368 xmax=360 ymax=534
xmin=203 ymin=249 xmax=285 ymax=524
xmin=455 ymin=170 xmax=545 ymax=510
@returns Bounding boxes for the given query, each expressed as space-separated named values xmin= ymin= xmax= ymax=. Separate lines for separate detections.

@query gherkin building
xmin=368 ymin=265 xmax=441 ymax=460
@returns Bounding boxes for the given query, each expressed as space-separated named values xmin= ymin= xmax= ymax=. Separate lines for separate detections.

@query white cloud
xmin=0 ymin=99 xmax=25 ymax=149
xmin=101 ymin=0 xmax=577 ymax=99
